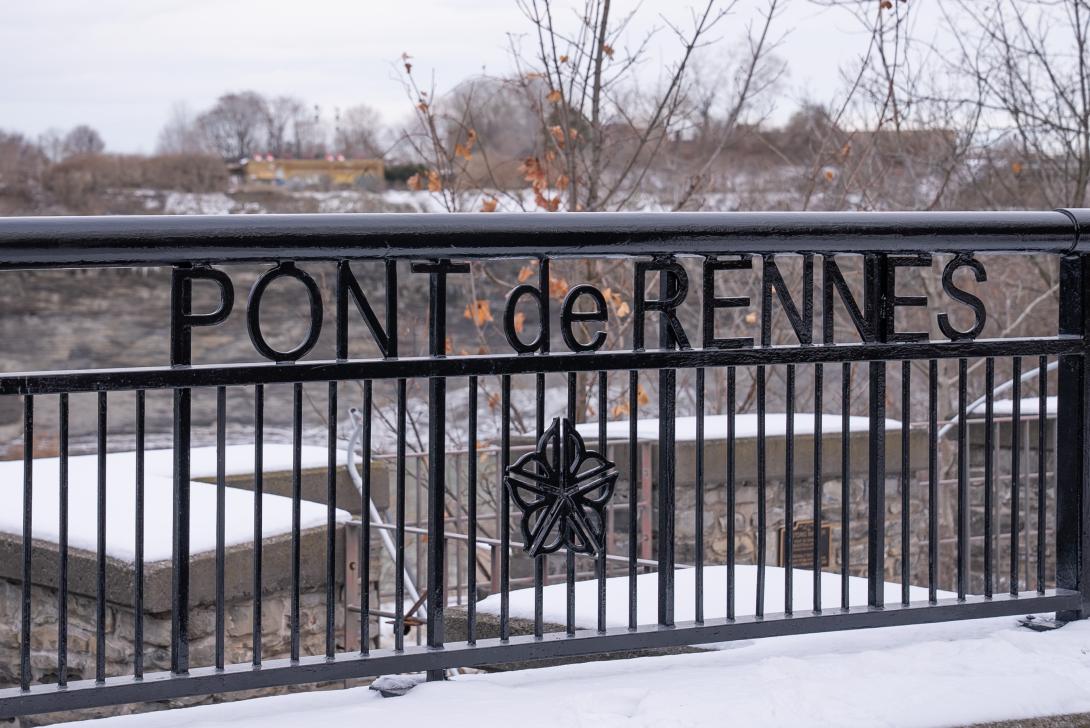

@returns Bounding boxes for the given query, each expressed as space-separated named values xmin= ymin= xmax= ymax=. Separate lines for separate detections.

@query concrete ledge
xmin=0 ymin=525 xmax=345 ymax=613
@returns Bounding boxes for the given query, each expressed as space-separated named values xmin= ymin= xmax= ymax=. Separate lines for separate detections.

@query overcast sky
xmin=0 ymin=1 xmax=947 ymax=153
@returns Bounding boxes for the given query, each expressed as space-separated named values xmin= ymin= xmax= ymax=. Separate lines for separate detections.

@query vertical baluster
xmin=566 ymin=373 xmax=576 ymax=636
xmin=96 ymin=392 xmax=107 ymax=682
xmin=134 ymin=392 xmax=144 ymax=677
xmin=984 ymin=358 xmax=995 ymax=599
xmin=535 ymin=258 xmax=549 ymax=639
xmin=58 ymin=393 xmax=69 ymax=686
xmin=215 ymin=387 xmax=226 ymax=670
xmin=425 ymin=264 xmax=451 ymax=680
xmin=326 ymin=382 xmax=337 ymax=658
xmin=1011 ymin=358 xmax=1022 ymax=595
xmin=252 ymin=384 xmax=264 ymax=665
xmin=291 ymin=384 xmax=303 ymax=661
xmin=467 ymin=377 xmax=478 ymax=644
xmin=20 ymin=395 xmax=33 ymax=691
xmin=785 ymin=365 xmax=795 ymax=615
xmin=901 ymin=361 xmax=911 ymax=606
xmin=395 ymin=378 xmax=407 ymax=649
xmin=867 ymin=357 xmax=886 ymax=610
xmin=597 ymin=370 xmax=608 ymax=632
xmin=867 ymin=255 xmax=889 ymax=610
xmin=657 ymin=264 xmax=678 ymax=628
xmin=695 ymin=367 xmax=705 ymax=623
xmin=727 ymin=367 xmax=737 ymax=621
xmin=928 ymin=360 xmax=938 ymax=603
xmin=360 ymin=381 xmax=372 ymax=654
xmin=756 ymin=365 xmax=766 ymax=618
xmin=500 ymin=375 xmax=511 ymax=640
xmin=813 ymin=364 xmax=823 ymax=614
xmin=957 ymin=359 xmax=969 ymax=600
xmin=170 ymin=267 xmax=193 ymax=677
xmin=628 ymin=370 xmax=638 ymax=630
xmin=534 ymin=371 xmax=545 ymax=639
xmin=1038 ymin=356 xmax=1048 ymax=594
xmin=841 ymin=363 xmax=851 ymax=610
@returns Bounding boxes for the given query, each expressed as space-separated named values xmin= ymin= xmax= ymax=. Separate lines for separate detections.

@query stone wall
xmin=0 ymin=577 xmax=343 ymax=726
xmin=0 ymin=523 xmax=348 ymax=726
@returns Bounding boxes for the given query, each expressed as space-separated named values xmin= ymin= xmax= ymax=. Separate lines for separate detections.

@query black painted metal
xmin=505 ymin=418 xmax=618 ymax=558
xmin=1057 ymin=255 xmax=1090 ymax=620
xmin=841 ymin=364 xmax=851 ymax=611
xmin=813 ymin=364 xmax=823 ymax=613
xmin=726 ymin=366 xmax=737 ymax=621
xmin=901 ymin=360 xmax=911 ymax=606
xmin=360 ymin=380 xmax=373 ymax=653
xmin=785 ymin=364 xmax=795 ymax=615
xmin=215 ymin=387 xmax=226 ymax=670
xmin=134 ymin=390 xmax=144 ymax=678
xmin=1038 ymin=357 xmax=1048 ymax=595
xmin=985 ymin=359 xmax=995 ymax=599
xmin=1012 ymin=358 xmax=1023 ymax=595
xmin=466 ymin=377 xmax=478 ymax=645
xmin=20 ymin=396 xmax=31 ymax=692
xmin=291 ymin=384 xmax=303 ymax=662
xmin=628 ymin=369 xmax=639 ymax=630
xmin=958 ymin=359 xmax=969 ymax=601
xmin=96 ymin=392 xmax=107 ymax=683
xmin=0 ymin=211 xmax=1081 ymax=268
xmin=3 ymin=211 xmax=1090 ymax=718
xmin=928 ymin=359 xmax=938 ymax=604
xmin=57 ymin=393 xmax=69 ymax=687
xmin=252 ymin=384 xmax=264 ymax=665
xmin=326 ymin=381 xmax=337 ymax=659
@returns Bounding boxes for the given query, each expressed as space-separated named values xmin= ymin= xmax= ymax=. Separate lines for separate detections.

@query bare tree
xmin=198 ymin=91 xmax=269 ymax=160
xmin=949 ymin=0 xmax=1090 ymax=207
xmin=156 ymin=102 xmax=210 ymax=155
xmin=265 ymin=95 xmax=305 ymax=158
xmin=62 ymin=125 xmax=105 ymax=158
xmin=335 ymin=104 xmax=385 ymax=158
xmin=292 ymin=104 xmax=328 ymax=159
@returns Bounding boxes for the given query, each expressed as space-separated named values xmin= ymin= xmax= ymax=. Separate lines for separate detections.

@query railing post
xmin=1057 ymin=253 xmax=1090 ymax=620
xmin=168 ymin=266 xmax=191 ymax=674
xmin=413 ymin=260 xmax=468 ymax=680
xmin=868 ymin=254 xmax=889 ymax=608
xmin=656 ymin=258 xmax=685 ymax=627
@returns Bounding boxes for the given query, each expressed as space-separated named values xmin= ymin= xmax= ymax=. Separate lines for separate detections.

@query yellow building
xmin=237 ymin=157 xmax=385 ymax=190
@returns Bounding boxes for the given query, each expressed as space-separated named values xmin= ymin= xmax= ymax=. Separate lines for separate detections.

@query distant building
xmin=231 ymin=155 xmax=385 ymax=190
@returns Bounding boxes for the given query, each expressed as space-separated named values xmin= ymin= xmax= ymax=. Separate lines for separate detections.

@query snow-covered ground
xmin=0 ymin=445 xmax=350 ymax=562
xmin=477 ymin=565 xmax=951 ymax=629
xmin=58 ymin=608 xmax=1090 ymax=727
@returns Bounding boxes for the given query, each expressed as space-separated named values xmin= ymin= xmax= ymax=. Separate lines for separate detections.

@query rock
xmin=369 ymin=674 xmax=426 ymax=698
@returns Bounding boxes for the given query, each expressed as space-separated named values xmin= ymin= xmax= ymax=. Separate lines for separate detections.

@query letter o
xmin=247 ymin=262 xmax=323 ymax=362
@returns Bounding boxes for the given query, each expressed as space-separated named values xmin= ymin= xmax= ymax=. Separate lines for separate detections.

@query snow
xmin=971 ymin=395 xmax=1057 ymax=417
xmin=59 ymin=570 xmax=1090 ymax=728
xmin=0 ymin=445 xmax=350 ymax=563
xmin=575 ymin=413 xmax=902 ymax=444
xmin=478 ymin=565 xmax=952 ymax=630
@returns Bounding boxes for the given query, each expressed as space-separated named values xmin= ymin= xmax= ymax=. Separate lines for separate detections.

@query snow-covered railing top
xmin=0 ymin=446 xmax=349 ymax=563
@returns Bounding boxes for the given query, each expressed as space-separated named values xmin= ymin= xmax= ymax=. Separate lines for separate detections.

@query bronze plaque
xmin=777 ymin=519 xmax=832 ymax=569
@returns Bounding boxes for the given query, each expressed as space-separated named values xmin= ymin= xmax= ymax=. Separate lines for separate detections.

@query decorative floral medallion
xmin=504 ymin=417 xmax=618 ymax=557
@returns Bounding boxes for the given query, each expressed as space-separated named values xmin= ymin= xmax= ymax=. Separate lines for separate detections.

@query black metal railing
xmin=0 ymin=210 xmax=1087 ymax=718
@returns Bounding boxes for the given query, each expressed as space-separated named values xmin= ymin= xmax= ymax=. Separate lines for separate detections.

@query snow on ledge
xmin=575 ymin=413 xmax=902 ymax=443
xmin=0 ymin=445 xmax=350 ymax=564
xmin=477 ymin=565 xmax=955 ymax=629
